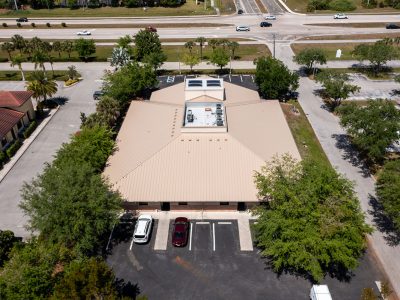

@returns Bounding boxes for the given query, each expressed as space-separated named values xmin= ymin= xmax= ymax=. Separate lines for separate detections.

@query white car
xmin=133 ymin=215 xmax=153 ymax=244
xmin=76 ymin=30 xmax=91 ymax=36
xmin=334 ymin=13 xmax=348 ymax=19
xmin=236 ymin=25 xmax=250 ymax=32
xmin=264 ymin=15 xmax=276 ymax=20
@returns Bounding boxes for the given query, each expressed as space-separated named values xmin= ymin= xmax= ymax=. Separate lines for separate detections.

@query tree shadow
xmin=332 ymin=133 xmax=372 ymax=178
xmin=297 ymin=66 xmax=310 ymax=77
xmin=368 ymin=195 xmax=400 ymax=246
xmin=389 ymin=89 xmax=400 ymax=96
xmin=50 ymin=96 xmax=69 ymax=106
xmin=115 ymin=278 xmax=142 ymax=299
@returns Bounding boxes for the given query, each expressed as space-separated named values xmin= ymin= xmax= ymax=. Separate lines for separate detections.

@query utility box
xmin=310 ymin=285 xmax=333 ymax=300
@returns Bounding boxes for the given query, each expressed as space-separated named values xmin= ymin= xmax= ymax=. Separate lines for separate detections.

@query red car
xmin=172 ymin=217 xmax=189 ymax=247
xmin=146 ymin=26 xmax=157 ymax=32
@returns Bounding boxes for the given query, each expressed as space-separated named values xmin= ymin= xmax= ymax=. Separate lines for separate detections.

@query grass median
xmin=285 ymin=0 xmax=398 ymax=13
xmin=0 ymin=70 xmax=77 ymax=81
xmin=291 ymin=42 xmax=369 ymax=60
xmin=300 ymin=32 xmax=400 ymax=41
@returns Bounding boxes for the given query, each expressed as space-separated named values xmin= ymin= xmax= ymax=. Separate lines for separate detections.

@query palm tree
xmin=26 ymin=71 xmax=58 ymax=110
xmin=67 ymin=65 xmax=79 ymax=80
xmin=11 ymin=34 xmax=25 ymax=54
xmin=1 ymin=42 xmax=15 ymax=60
xmin=30 ymin=37 xmax=44 ymax=52
xmin=195 ymin=37 xmax=206 ymax=60
xmin=62 ymin=40 xmax=74 ymax=59
xmin=208 ymin=39 xmax=220 ymax=51
xmin=23 ymin=42 xmax=34 ymax=60
xmin=10 ymin=55 xmax=25 ymax=81
xmin=31 ymin=51 xmax=48 ymax=74
xmin=184 ymin=41 xmax=196 ymax=54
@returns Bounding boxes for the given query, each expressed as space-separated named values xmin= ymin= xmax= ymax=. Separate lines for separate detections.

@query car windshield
xmin=174 ymin=231 xmax=185 ymax=238
xmin=135 ymin=234 xmax=145 ymax=238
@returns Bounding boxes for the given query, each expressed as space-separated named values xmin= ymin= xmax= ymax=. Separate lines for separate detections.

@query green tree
xmin=26 ymin=71 xmax=58 ymax=108
xmin=81 ymin=96 xmax=121 ymax=129
xmin=102 ymin=62 xmax=157 ymax=105
xmin=209 ymin=47 xmax=229 ymax=70
xmin=20 ymin=144 xmax=121 ymax=256
xmin=208 ymin=38 xmax=219 ymax=50
xmin=134 ymin=29 xmax=163 ymax=61
xmin=195 ymin=36 xmax=206 ymax=60
xmin=184 ymin=40 xmax=196 ymax=54
xmin=315 ymin=70 xmax=360 ymax=109
xmin=0 ymin=240 xmax=59 ymax=299
xmin=253 ymin=154 xmax=372 ymax=282
xmin=182 ymin=52 xmax=200 ymax=72
xmin=255 ymin=56 xmax=299 ymax=99
xmin=74 ymin=38 xmax=96 ymax=61
xmin=110 ymin=47 xmax=131 ymax=70
xmin=338 ymin=99 xmax=400 ymax=163
xmin=10 ymin=54 xmax=25 ymax=81
xmin=52 ymin=41 xmax=63 ymax=58
xmin=1 ymin=42 xmax=15 ymax=60
xmin=143 ymin=51 xmax=167 ymax=71
xmin=352 ymin=40 xmax=398 ymax=74
xmin=293 ymin=48 xmax=327 ymax=73
xmin=11 ymin=34 xmax=25 ymax=54
xmin=51 ymin=258 xmax=118 ymax=299
xmin=117 ymin=34 xmax=133 ymax=55
xmin=227 ymin=41 xmax=239 ymax=59
xmin=376 ymin=159 xmax=400 ymax=231
xmin=62 ymin=40 xmax=74 ymax=59
xmin=31 ymin=50 xmax=48 ymax=73
xmin=0 ymin=230 xmax=20 ymax=267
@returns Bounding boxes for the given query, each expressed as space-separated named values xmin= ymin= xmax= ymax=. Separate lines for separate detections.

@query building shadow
xmin=368 ymin=194 xmax=400 ymax=247
xmin=332 ymin=133 xmax=371 ymax=178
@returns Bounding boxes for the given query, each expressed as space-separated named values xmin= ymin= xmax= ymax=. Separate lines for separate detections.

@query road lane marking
xmin=212 ymin=223 xmax=216 ymax=251
xmin=218 ymin=221 xmax=232 ymax=224
xmin=189 ymin=222 xmax=193 ymax=251
xmin=196 ymin=221 xmax=210 ymax=224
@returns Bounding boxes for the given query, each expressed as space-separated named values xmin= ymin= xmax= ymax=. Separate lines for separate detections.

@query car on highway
xmin=264 ymin=15 xmax=276 ymax=20
xmin=93 ymin=90 xmax=104 ymax=100
xmin=76 ymin=30 xmax=91 ymax=36
xmin=16 ymin=17 xmax=28 ymax=22
xmin=236 ymin=25 xmax=250 ymax=31
xmin=260 ymin=21 xmax=272 ymax=27
xmin=386 ymin=23 xmax=400 ymax=29
xmin=237 ymin=8 xmax=244 ymax=14
xmin=172 ymin=217 xmax=190 ymax=247
xmin=333 ymin=13 xmax=348 ymax=19
xmin=146 ymin=26 xmax=157 ymax=32
xmin=133 ymin=215 xmax=153 ymax=244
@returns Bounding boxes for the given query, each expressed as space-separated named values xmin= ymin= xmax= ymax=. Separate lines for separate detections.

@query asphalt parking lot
xmin=157 ymin=74 xmax=258 ymax=91
xmin=107 ymin=217 xmax=384 ymax=300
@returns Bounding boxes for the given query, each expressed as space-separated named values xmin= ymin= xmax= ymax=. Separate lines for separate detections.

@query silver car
xmin=264 ymin=15 xmax=276 ymax=20
xmin=236 ymin=25 xmax=250 ymax=31
xmin=133 ymin=215 xmax=153 ymax=244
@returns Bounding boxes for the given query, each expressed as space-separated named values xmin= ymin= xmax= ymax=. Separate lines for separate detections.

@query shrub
xmin=61 ymin=22 xmax=66 ymax=27
xmin=65 ymin=79 xmax=79 ymax=86
xmin=307 ymin=0 xmax=329 ymax=11
xmin=46 ymin=22 xmax=51 ymax=27
xmin=31 ymin=22 xmax=36 ymax=27
xmin=2 ymin=23 xmax=7 ymax=27
xmin=0 ymin=151 xmax=6 ymax=167
xmin=16 ymin=22 xmax=22 ymax=27
xmin=23 ymin=121 xmax=37 ymax=139
xmin=379 ymin=1 xmax=385 ymax=6
xmin=6 ymin=139 xmax=22 ymax=158
xmin=329 ymin=0 xmax=356 ymax=10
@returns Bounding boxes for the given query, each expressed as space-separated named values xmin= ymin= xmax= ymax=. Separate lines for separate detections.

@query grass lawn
xmin=285 ymin=0 xmax=399 ymax=13
xmin=300 ymin=32 xmax=400 ymax=40
xmin=0 ymin=0 xmax=217 ymax=17
xmin=0 ymin=70 xmax=76 ymax=81
xmin=305 ymin=22 xmax=400 ymax=28
xmin=281 ymin=101 xmax=331 ymax=166
xmin=0 ymin=22 xmax=229 ymax=29
xmin=291 ymin=42 xmax=372 ymax=60
xmin=1 ymin=44 xmax=269 ymax=63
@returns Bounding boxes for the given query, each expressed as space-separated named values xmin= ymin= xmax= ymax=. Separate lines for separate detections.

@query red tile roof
xmin=0 ymin=108 xmax=24 ymax=139
xmin=0 ymin=91 xmax=33 ymax=108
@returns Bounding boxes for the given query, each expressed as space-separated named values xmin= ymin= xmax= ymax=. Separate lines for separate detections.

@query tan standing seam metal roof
xmin=103 ymin=79 xmax=301 ymax=203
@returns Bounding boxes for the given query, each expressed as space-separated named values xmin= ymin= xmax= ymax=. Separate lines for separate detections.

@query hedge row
xmin=23 ymin=121 xmax=38 ymax=139
xmin=6 ymin=139 xmax=22 ymax=158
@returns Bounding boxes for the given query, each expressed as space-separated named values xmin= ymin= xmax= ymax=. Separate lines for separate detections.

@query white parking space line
xmin=189 ymin=222 xmax=193 ymax=251
xmin=240 ymin=75 xmax=243 ymax=82
xmin=212 ymin=223 xmax=216 ymax=251
xmin=217 ymin=221 xmax=232 ymax=225
xmin=196 ymin=221 xmax=210 ymax=225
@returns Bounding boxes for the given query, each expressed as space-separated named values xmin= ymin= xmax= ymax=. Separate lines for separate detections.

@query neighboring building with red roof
xmin=0 ymin=90 xmax=35 ymax=151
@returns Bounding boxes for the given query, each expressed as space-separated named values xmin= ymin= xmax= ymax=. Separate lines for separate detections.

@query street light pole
xmin=272 ymin=33 xmax=276 ymax=58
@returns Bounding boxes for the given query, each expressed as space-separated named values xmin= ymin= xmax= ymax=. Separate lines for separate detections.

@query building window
xmin=220 ymin=202 xmax=229 ymax=206
xmin=138 ymin=202 xmax=148 ymax=206
xmin=178 ymin=202 xmax=188 ymax=205
xmin=1 ymin=137 xmax=7 ymax=148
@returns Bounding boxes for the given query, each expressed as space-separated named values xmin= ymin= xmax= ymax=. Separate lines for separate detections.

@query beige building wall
xmin=8 ymin=100 xmax=36 ymax=125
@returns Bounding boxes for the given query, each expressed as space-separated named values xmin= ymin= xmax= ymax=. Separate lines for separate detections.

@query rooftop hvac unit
xmin=217 ymin=120 xmax=224 ymax=126
xmin=216 ymin=109 xmax=223 ymax=115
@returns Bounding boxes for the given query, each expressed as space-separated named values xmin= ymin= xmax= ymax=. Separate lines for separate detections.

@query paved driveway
xmin=0 ymin=69 xmax=101 ymax=237
xmin=107 ymin=217 xmax=383 ymax=300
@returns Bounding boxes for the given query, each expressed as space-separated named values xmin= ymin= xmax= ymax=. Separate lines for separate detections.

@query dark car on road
xmin=16 ymin=17 xmax=28 ymax=22
xmin=172 ymin=217 xmax=189 ymax=247
xmin=386 ymin=23 xmax=400 ymax=29
xmin=237 ymin=8 xmax=244 ymax=14
xmin=93 ymin=91 xmax=104 ymax=100
xmin=146 ymin=26 xmax=157 ymax=32
xmin=260 ymin=22 xmax=272 ymax=27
